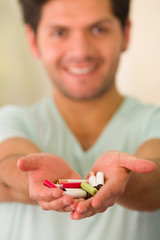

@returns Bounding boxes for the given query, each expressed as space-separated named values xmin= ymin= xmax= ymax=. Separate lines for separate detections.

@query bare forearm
xmin=118 ymin=140 xmax=160 ymax=211
xmin=0 ymin=155 xmax=34 ymax=203
xmin=117 ymin=160 xmax=160 ymax=211
xmin=0 ymin=138 xmax=41 ymax=204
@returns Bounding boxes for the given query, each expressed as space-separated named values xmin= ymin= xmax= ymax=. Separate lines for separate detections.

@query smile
xmin=66 ymin=66 xmax=96 ymax=75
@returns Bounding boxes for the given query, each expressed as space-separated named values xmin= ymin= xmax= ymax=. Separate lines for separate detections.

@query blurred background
xmin=0 ymin=0 xmax=160 ymax=106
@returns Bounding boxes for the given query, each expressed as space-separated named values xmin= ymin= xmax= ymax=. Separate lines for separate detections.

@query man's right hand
xmin=17 ymin=153 xmax=84 ymax=212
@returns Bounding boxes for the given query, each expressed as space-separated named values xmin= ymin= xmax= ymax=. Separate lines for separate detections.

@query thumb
xmin=17 ymin=154 xmax=42 ymax=172
xmin=118 ymin=152 xmax=156 ymax=173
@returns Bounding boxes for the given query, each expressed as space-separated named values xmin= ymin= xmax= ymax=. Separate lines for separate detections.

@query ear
xmin=25 ymin=25 xmax=41 ymax=59
xmin=122 ymin=19 xmax=131 ymax=52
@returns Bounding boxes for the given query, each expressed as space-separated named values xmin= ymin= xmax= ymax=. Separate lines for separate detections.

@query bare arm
xmin=0 ymin=137 xmax=82 ymax=212
xmin=117 ymin=139 xmax=160 ymax=211
xmin=0 ymin=138 xmax=41 ymax=203
xmin=71 ymin=139 xmax=159 ymax=220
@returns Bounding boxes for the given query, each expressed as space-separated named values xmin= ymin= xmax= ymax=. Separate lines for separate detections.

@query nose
xmin=66 ymin=31 xmax=95 ymax=62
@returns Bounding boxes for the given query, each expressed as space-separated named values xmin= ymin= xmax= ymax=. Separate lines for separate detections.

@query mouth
xmin=65 ymin=65 xmax=97 ymax=76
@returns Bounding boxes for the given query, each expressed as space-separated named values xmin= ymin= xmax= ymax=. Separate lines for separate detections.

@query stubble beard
xmin=52 ymin=75 xmax=116 ymax=102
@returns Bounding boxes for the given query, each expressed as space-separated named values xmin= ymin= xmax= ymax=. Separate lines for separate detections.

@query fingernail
xmin=63 ymin=198 xmax=72 ymax=206
xmin=71 ymin=205 xmax=76 ymax=211
xmin=92 ymin=199 xmax=101 ymax=208
xmin=80 ymin=214 xmax=84 ymax=220
xmin=77 ymin=205 xmax=87 ymax=213
xmin=52 ymin=191 xmax=62 ymax=198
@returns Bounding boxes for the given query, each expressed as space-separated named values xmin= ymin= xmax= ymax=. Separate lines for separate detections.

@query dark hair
xmin=18 ymin=0 xmax=131 ymax=32
xmin=110 ymin=0 xmax=130 ymax=28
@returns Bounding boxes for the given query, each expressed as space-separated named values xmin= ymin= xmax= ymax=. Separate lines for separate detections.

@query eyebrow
xmin=90 ymin=18 xmax=115 ymax=26
xmin=46 ymin=17 xmax=115 ymax=30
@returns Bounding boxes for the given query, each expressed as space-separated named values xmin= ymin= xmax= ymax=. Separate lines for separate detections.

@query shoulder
xmin=125 ymin=97 xmax=160 ymax=142
xmin=121 ymin=97 xmax=160 ymax=123
xmin=122 ymin=97 xmax=160 ymax=115
xmin=0 ymin=97 xmax=52 ymax=120
xmin=0 ymin=97 xmax=55 ymax=143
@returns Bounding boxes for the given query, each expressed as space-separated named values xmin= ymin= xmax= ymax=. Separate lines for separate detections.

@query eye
xmin=53 ymin=28 xmax=67 ymax=37
xmin=92 ymin=26 xmax=108 ymax=35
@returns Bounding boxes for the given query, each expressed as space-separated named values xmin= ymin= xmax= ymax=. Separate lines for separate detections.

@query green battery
xmin=81 ymin=182 xmax=98 ymax=196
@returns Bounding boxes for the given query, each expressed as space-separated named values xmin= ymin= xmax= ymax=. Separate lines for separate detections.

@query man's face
xmin=29 ymin=0 xmax=130 ymax=101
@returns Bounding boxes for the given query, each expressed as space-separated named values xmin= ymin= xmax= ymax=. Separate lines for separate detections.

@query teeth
xmin=67 ymin=66 xmax=95 ymax=75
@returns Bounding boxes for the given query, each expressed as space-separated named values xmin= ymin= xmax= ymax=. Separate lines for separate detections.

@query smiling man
xmin=31 ymin=0 xmax=126 ymax=101
xmin=0 ymin=0 xmax=160 ymax=240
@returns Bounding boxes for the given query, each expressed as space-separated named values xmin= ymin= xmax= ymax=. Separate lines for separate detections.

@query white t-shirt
xmin=0 ymin=97 xmax=160 ymax=240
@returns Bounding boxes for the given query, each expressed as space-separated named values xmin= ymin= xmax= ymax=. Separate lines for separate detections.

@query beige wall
xmin=117 ymin=0 xmax=160 ymax=105
xmin=0 ymin=0 xmax=160 ymax=106
xmin=0 ymin=0 xmax=51 ymax=106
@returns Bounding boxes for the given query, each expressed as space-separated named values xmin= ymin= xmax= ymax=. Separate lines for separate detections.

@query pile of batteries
xmin=44 ymin=172 xmax=104 ymax=199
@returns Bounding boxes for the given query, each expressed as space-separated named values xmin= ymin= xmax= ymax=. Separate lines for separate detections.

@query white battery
xmin=63 ymin=189 xmax=87 ymax=198
xmin=88 ymin=175 xmax=97 ymax=187
xmin=57 ymin=179 xmax=87 ymax=183
xmin=96 ymin=172 xmax=104 ymax=186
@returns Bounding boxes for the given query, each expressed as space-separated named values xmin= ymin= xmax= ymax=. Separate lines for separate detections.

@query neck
xmin=53 ymin=85 xmax=124 ymax=151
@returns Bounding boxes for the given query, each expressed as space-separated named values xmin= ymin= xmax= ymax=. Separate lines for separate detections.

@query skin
xmin=26 ymin=0 xmax=130 ymax=150
xmin=27 ymin=0 xmax=129 ymax=101
xmin=0 ymin=0 xmax=160 ymax=221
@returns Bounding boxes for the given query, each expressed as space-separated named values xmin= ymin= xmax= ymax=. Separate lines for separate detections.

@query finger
xmin=17 ymin=155 xmax=41 ymax=171
xmin=75 ymin=198 xmax=93 ymax=213
xmin=39 ymin=195 xmax=74 ymax=211
xmin=61 ymin=203 xmax=78 ymax=212
xmin=58 ymin=199 xmax=85 ymax=212
xmin=75 ymin=177 xmax=121 ymax=213
xmin=17 ymin=153 xmax=55 ymax=171
xmin=70 ymin=206 xmax=103 ymax=220
xmin=118 ymin=152 xmax=156 ymax=173
xmin=70 ymin=211 xmax=83 ymax=220
xmin=79 ymin=205 xmax=108 ymax=219
xmin=70 ymin=196 xmax=115 ymax=220
xmin=90 ymin=174 xmax=127 ymax=208
xmin=30 ymin=186 xmax=63 ymax=201
xmin=70 ymin=198 xmax=85 ymax=211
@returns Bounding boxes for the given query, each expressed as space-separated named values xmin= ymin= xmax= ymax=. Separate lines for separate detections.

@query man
xmin=0 ymin=0 xmax=160 ymax=239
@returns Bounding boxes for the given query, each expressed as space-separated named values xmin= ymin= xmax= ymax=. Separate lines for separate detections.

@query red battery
xmin=60 ymin=182 xmax=81 ymax=189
